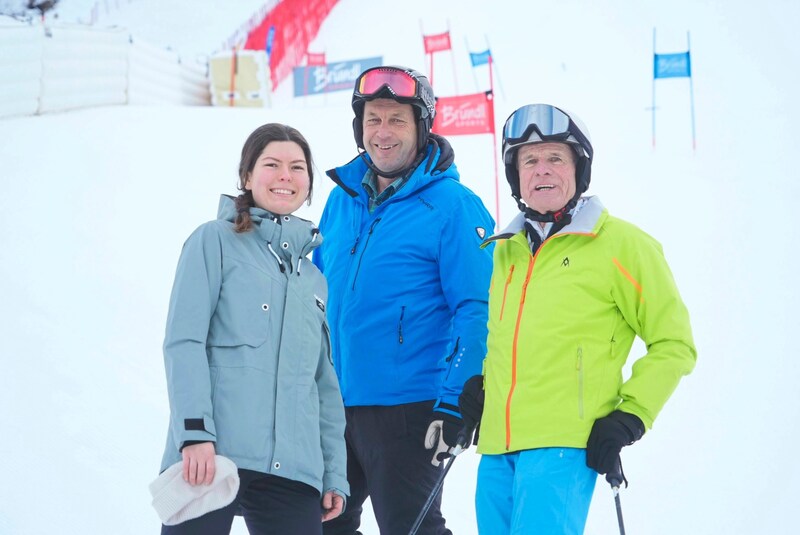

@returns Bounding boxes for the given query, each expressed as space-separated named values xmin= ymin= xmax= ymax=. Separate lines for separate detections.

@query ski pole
xmin=606 ymin=459 xmax=627 ymax=535
xmin=408 ymin=427 xmax=474 ymax=535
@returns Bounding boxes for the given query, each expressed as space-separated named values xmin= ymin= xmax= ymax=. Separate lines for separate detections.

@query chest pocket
xmin=207 ymin=262 xmax=278 ymax=348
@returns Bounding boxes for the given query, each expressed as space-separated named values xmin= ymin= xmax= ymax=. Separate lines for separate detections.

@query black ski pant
xmin=323 ymin=401 xmax=452 ymax=535
xmin=161 ymin=470 xmax=322 ymax=535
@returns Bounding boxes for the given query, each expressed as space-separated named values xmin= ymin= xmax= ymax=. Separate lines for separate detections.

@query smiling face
xmin=517 ymin=142 xmax=577 ymax=213
xmin=245 ymin=141 xmax=310 ymax=215
xmin=362 ymin=98 xmax=419 ymax=177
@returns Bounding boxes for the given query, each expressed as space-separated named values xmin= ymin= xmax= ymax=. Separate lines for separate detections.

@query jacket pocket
xmin=499 ymin=265 xmax=515 ymax=321
xmin=576 ymin=346 xmax=585 ymax=420
xmin=322 ymin=321 xmax=333 ymax=365
xmin=212 ymin=366 xmax=276 ymax=460
xmin=295 ymin=296 xmax=326 ymax=377
xmin=207 ymin=264 xmax=275 ymax=348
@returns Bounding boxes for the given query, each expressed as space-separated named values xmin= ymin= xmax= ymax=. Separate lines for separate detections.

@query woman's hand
xmin=181 ymin=442 xmax=216 ymax=486
xmin=321 ymin=490 xmax=344 ymax=521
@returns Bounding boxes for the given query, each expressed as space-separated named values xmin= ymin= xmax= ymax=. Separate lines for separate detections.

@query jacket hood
xmin=217 ymin=195 xmax=322 ymax=270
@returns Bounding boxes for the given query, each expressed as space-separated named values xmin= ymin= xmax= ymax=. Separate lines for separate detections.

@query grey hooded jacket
xmin=159 ymin=195 xmax=348 ymax=497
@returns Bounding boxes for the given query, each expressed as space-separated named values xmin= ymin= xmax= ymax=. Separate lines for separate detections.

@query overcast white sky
xmin=1 ymin=1 xmax=799 ymax=533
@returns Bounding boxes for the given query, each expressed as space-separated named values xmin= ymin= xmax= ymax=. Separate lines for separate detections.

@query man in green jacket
xmin=458 ymin=103 xmax=696 ymax=534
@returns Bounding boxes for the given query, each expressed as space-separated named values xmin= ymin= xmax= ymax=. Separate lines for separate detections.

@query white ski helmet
xmin=501 ymin=104 xmax=594 ymax=211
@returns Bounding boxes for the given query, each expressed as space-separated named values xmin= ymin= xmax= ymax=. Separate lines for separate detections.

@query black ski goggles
xmin=502 ymin=104 xmax=593 ymax=159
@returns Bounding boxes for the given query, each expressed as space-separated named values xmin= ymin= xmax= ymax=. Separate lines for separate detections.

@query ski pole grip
xmin=606 ymin=458 xmax=624 ymax=488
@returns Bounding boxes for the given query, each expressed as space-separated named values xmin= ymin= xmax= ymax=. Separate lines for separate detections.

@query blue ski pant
xmin=476 ymin=448 xmax=597 ymax=535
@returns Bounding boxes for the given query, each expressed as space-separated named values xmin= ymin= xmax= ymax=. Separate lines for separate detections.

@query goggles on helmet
xmin=502 ymin=104 xmax=593 ymax=161
xmin=355 ymin=67 xmax=420 ymax=100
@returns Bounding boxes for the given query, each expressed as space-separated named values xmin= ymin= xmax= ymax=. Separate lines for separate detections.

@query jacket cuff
xmin=616 ymin=403 xmax=652 ymax=431
xmin=323 ymin=473 xmax=350 ymax=498
xmin=433 ymin=401 xmax=461 ymax=420
xmin=176 ymin=416 xmax=217 ymax=448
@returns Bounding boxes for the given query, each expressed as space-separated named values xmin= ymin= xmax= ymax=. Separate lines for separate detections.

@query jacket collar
xmin=326 ymin=134 xmax=459 ymax=203
xmin=482 ymin=196 xmax=607 ymax=247
xmin=217 ymin=195 xmax=322 ymax=272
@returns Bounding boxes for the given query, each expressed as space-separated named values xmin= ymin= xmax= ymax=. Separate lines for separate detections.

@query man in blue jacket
xmin=313 ymin=65 xmax=494 ymax=535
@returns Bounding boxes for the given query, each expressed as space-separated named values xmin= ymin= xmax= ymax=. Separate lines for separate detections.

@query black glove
xmin=459 ymin=375 xmax=485 ymax=433
xmin=586 ymin=410 xmax=645 ymax=475
xmin=424 ymin=410 xmax=464 ymax=466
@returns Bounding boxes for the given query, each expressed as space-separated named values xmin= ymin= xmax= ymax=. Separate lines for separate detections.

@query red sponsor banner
xmin=244 ymin=0 xmax=338 ymax=88
xmin=307 ymin=52 xmax=326 ymax=66
xmin=423 ymin=31 xmax=451 ymax=53
xmin=432 ymin=92 xmax=495 ymax=136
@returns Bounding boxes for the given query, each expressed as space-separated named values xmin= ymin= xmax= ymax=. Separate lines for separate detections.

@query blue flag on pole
xmin=265 ymin=25 xmax=276 ymax=56
xmin=654 ymin=52 xmax=691 ymax=79
xmin=470 ymin=49 xmax=492 ymax=67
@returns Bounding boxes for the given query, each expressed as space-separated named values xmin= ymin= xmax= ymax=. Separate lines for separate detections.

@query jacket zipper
xmin=323 ymin=323 xmax=334 ymax=365
xmin=499 ymin=265 xmax=515 ymax=321
xmin=398 ymin=306 xmax=405 ymax=344
xmin=351 ymin=218 xmax=381 ymax=290
xmin=506 ymin=258 xmax=534 ymax=450
xmin=504 ymin=231 xmax=597 ymax=449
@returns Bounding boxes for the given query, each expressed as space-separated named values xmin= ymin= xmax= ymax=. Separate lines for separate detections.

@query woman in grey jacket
xmin=158 ymin=123 xmax=348 ymax=534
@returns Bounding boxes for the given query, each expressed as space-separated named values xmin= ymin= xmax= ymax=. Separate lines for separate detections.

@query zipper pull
xmin=398 ymin=305 xmax=405 ymax=344
xmin=350 ymin=236 xmax=359 ymax=254
xmin=369 ymin=217 xmax=382 ymax=234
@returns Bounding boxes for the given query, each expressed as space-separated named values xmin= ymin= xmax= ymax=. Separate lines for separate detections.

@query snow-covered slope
xmin=1 ymin=1 xmax=798 ymax=533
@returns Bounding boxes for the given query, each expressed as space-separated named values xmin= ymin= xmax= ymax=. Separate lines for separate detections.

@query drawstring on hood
xmin=266 ymin=242 xmax=286 ymax=273
xmin=297 ymin=229 xmax=320 ymax=275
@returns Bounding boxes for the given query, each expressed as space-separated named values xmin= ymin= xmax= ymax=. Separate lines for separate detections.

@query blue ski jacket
xmin=312 ymin=135 xmax=494 ymax=415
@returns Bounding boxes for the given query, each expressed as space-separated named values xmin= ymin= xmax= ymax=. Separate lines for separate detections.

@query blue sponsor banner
xmin=469 ymin=49 xmax=491 ymax=67
xmin=654 ymin=52 xmax=691 ymax=79
xmin=293 ymin=56 xmax=383 ymax=96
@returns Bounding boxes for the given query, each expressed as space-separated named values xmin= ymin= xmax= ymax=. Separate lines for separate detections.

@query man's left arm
xmin=423 ymin=193 xmax=494 ymax=463
xmin=435 ymin=193 xmax=495 ymax=414
xmin=586 ymin=230 xmax=696 ymax=476
xmin=613 ymin=234 xmax=697 ymax=429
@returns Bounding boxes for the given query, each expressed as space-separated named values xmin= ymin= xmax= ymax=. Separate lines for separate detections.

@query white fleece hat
xmin=149 ymin=455 xmax=240 ymax=526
